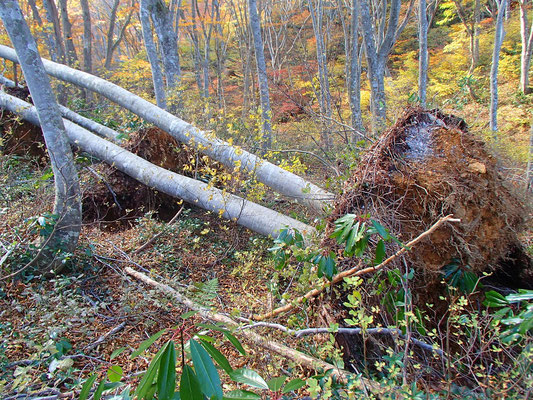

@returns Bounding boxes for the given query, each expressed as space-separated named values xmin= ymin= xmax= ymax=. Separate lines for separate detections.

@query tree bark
xmin=58 ymin=0 xmax=78 ymax=66
xmin=80 ymin=0 xmax=92 ymax=73
xmin=27 ymin=0 xmax=57 ymax=62
xmin=519 ymin=0 xmax=533 ymax=94
xmin=146 ymin=0 xmax=182 ymax=89
xmin=140 ymin=0 xmax=167 ymax=109
xmin=0 ymin=0 xmax=81 ymax=272
xmin=104 ymin=0 xmax=121 ymax=69
xmin=359 ymin=0 xmax=402 ymax=134
xmin=248 ymin=0 xmax=273 ymax=150
xmin=308 ymin=0 xmax=333 ymax=150
xmin=490 ymin=0 xmax=507 ymax=132
xmin=418 ymin=0 xmax=429 ymax=106
xmin=348 ymin=0 xmax=365 ymax=136
xmin=0 ymin=45 xmax=333 ymax=212
xmin=0 ymin=92 xmax=314 ymax=237
xmin=42 ymin=0 xmax=66 ymax=63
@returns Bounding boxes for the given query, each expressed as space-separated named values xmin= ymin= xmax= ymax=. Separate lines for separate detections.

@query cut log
xmin=0 ymin=91 xmax=314 ymax=237
xmin=0 ymin=45 xmax=335 ymax=213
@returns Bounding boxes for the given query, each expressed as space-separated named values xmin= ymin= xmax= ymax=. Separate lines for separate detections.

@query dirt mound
xmin=82 ymin=127 xmax=220 ymax=227
xmin=325 ymin=108 xmax=531 ymax=288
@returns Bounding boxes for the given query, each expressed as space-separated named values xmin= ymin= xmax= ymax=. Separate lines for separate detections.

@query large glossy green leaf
xmin=229 ymin=368 xmax=268 ymax=390
xmin=371 ymin=220 xmax=389 ymax=240
xmin=131 ymin=328 xmax=167 ymax=359
xmin=134 ymin=342 xmax=168 ymax=399
xmin=267 ymin=376 xmax=286 ymax=392
xmin=190 ymin=339 xmax=223 ymax=400
xmin=222 ymin=331 xmax=246 ymax=356
xmin=79 ymin=374 xmax=97 ymax=400
xmin=373 ymin=240 xmax=386 ymax=266
xmin=157 ymin=341 xmax=177 ymax=400
xmin=180 ymin=365 xmax=204 ymax=400
xmin=223 ymin=390 xmax=261 ymax=399
xmin=199 ymin=340 xmax=233 ymax=374
xmin=506 ymin=290 xmax=533 ymax=303
xmin=281 ymin=378 xmax=305 ymax=393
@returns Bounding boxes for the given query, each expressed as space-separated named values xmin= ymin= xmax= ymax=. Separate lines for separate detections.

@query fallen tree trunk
xmin=0 ymin=45 xmax=334 ymax=213
xmin=1 ymin=74 xmax=121 ymax=143
xmin=0 ymin=91 xmax=314 ymax=237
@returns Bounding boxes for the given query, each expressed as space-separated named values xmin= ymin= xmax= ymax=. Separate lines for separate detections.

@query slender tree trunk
xmin=349 ymin=0 xmax=364 ymax=136
xmin=0 ymin=0 xmax=81 ymax=272
xmin=419 ymin=0 xmax=429 ymax=106
xmin=519 ymin=0 xmax=533 ymax=94
xmin=0 ymin=93 xmax=314 ymax=238
xmin=27 ymin=0 xmax=58 ymax=61
xmin=147 ymin=0 xmax=181 ymax=89
xmin=58 ymin=0 xmax=78 ymax=66
xmin=140 ymin=0 xmax=167 ymax=109
xmin=80 ymin=0 xmax=92 ymax=73
xmin=360 ymin=0 xmax=401 ymax=134
xmin=104 ymin=0 xmax=120 ymax=69
xmin=0 ymin=45 xmax=334 ymax=212
xmin=308 ymin=0 xmax=333 ymax=150
xmin=248 ymin=0 xmax=273 ymax=150
xmin=189 ymin=0 xmax=204 ymax=94
xmin=43 ymin=0 xmax=66 ymax=63
xmin=490 ymin=0 xmax=507 ymax=132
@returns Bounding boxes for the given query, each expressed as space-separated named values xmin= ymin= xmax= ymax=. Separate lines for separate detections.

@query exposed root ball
xmin=325 ymin=108 xmax=531 ymax=287
xmin=82 ymin=127 xmax=217 ymax=227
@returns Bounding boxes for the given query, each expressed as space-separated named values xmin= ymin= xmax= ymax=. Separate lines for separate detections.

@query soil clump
xmin=324 ymin=107 xmax=531 ymax=290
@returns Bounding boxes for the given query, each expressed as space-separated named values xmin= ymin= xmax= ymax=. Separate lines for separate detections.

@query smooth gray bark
xmin=27 ymin=0 xmax=57 ymax=62
xmin=519 ymin=0 xmax=533 ymax=93
xmin=490 ymin=0 xmax=507 ymax=132
xmin=140 ymin=0 xmax=167 ymax=109
xmin=146 ymin=0 xmax=182 ymax=89
xmin=360 ymin=0 xmax=402 ymax=133
xmin=248 ymin=0 xmax=273 ymax=150
xmin=0 ymin=45 xmax=333 ymax=212
xmin=104 ymin=0 xmax=120 ymax=69
xmin=0 ymin=92 xmax=314 ymax=238
xmin=348 ymin=0 xmax=365 ymax=135
xmin=58 ymin=0 xmax=78 ymax=66
xmin=42 ymin=0 xmax=66 ymax=63
xmin=0 ymin=0 xmax=81 ymax=271
xmin=308 ymin=0 xmax=333 ymax=150
xmin=80 ymin=0 xmax=92 ymax=73
xmin=418 ymin=0 xmax=428 ymax=106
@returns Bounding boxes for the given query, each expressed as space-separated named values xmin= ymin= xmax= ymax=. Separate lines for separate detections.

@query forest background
xmin=0 ymin=0 xmax=532 ymax=398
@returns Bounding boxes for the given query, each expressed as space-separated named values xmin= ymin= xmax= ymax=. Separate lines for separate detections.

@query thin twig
xmin=133 ymin=205 xmax=184 ymax=254
xmin=254 ymin=215 xmax=461 ymax=321
xmin=84 ymin=322 xmax=126 ymax=352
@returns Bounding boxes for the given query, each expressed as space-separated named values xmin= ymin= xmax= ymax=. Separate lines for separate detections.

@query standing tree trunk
xmin=140 ymin=0 xmax=167 ymax=109
xmin=43 ymin=0 xmax=66 ymax=63
xmin=418 ymin=0 xmax=429 ymax=106
xmin=58 ymin=0 xmax=78 ymax=66
xmin=147 ymin=0 xmax=182 ymax=89
xmin=104 ymin=0 xmax=120 ymax=69
xmin=0 ymin=0 xmax=81 ymax=272
xmin=519 ymin=0 xmax=533 ymax=94
xmin=308 ymin=0 xmax=333 ymax=150
xmin=27 ymin=0 xmax=58 ymax=61
xmin=80 ymin=0 xmax=92 ymax=73
xmin=490 ymin=0 xmax=507 ymax=132
xmin=348 ymin=0 xmax=365 ymax=136
xmin=360 ymin=0 xmax=402 ymax=133
xmin=248 ymin=0 xmax=273 ymax=150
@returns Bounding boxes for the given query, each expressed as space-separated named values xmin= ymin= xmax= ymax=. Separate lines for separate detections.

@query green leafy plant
xmin=484 ymin=289 xmax=533 ymax=344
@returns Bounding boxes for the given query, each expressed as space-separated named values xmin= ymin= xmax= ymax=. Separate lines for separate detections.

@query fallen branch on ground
xmin=237 ymin=323 xmax=445 ymax=358
xmin=84 ymin=321 xmax=127 ymax=353
xmin=254 ymin=215 xmax=461 ymax=321
xmin=124 ymin=266 xmax=382 ymax=392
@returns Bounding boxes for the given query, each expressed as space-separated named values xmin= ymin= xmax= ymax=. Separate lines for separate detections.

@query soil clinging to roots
xmin=324 ymin=107 xmax=531 ymax=289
